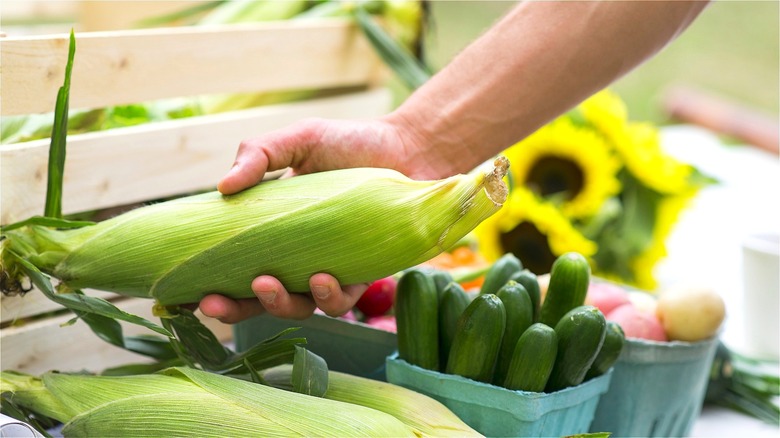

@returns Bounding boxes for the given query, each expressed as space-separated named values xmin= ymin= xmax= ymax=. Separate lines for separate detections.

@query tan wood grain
xmin=1 ymin=20 xmax=381 ymax=116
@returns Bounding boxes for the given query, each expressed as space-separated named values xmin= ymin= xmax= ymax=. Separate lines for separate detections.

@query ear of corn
xmin=2 ymin=158 xmax=509 ymax=305
xmin=1 ymin=367 xmax=417 ymax=437
xmin=261 ymin=364 xmax=483 ymax=437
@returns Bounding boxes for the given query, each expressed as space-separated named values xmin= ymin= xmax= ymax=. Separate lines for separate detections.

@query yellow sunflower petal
xmin=578 ymin=89 xmax=629 ymax=135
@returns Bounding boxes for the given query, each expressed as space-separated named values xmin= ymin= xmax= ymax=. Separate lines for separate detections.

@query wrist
xmin=382 ymin=100 xmax=489 ymax=180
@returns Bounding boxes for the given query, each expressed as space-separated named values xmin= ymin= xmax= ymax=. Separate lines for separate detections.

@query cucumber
xmin=511 ymin=269 xmax=541 ymax=323
xmin=438 ymin=282 xmax=471 ymax=371
xmin=503 ymin=323 xmax=558 ymax=392
xmin=395 ymin=269 xmax=439 ymax=371
xmin=493 ymin=281 xmax=534 ymax=385
xmin=585 ymin=321 xmax=626 ymax=380
xmin=545 ymin=305 xmax=607 ymax=392
xmin=538 ymin=252 xmax=591 ymax=327
xmin=480 ymin=252 xmax=523 ymax=296
xmin=430 ymin=268 xmax=455 ymax=299
xmin=446 ymin=294 xmax=506 ymax=383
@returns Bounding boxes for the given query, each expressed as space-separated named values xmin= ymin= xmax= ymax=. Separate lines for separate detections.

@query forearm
xmin=387 ymin=0 xmax=709 ymax=176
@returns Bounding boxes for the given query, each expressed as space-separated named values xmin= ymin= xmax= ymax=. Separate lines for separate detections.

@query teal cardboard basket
xmin=233 ymin=314 xmax=397 ymax=380
xmin=589 ymin=336 xmax=719 ymax=437
xmin=385 ymin=354 xmax=613 ymax=437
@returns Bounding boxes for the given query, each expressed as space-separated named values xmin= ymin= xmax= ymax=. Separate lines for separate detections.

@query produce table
xmin=655 ymin=125 xmax=779 ymax=437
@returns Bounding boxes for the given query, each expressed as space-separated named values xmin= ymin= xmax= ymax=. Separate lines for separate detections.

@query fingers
xmin=309 ymin=273 xmax=370 ymax=317
xmin=217 ymin=141 xmax=270 ymax=195
xmin=217 ymin=121 xmax=323 ymax=195
xmin=251 ymin=276 xmax=318 ymax=320
xmin=199 ymin=294 xmax=266 ymax=324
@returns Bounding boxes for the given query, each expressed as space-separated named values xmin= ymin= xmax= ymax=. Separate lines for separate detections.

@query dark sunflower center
xmin=499 ymin=222 xmax=556 ymax=275
xmin=525 ymin=156 xmax=584 ymax=200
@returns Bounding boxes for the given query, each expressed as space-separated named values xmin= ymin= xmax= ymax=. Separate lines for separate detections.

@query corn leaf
xmin=163 ymin=307 xmax=231 ymax=369
xmin=44 ymin=29 xmax=75 ymax=219
xmin=100 ymin=359 xmax=183 ymax=377
xmin=1 ymin=216 xmax=94 ymax=232
xmin=354 ymin=7 xmax=431 ymax=90
xmin=291 ymin=345 xmax=328 ymax=397
xmin=219 ymin=327 xmax=306 ymax=375
xmin=136 ymin=1 xmax=225 ymax=27
xmin=12 ymin=253 xmax=172 ymax=338
xmin=122 ymin=334 xmax=179 ymax=361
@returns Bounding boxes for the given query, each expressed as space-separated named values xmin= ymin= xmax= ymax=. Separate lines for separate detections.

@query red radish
xmin=585 ymin=282 xmax=631 ymax=316
xmin=314 ymin=308 xmax=357 ymax=321
xmin=340 ymin=310 xmax=357 ymax=321
xmin=355 ymin=276 xmax=397 ymax=317
xmin=607 ymin=303 xmax=668 ymax=342
xmin=365 ymin=315 xmax=397 ymax=333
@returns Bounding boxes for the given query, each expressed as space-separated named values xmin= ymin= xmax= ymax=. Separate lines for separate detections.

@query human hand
xmin=220 ymin=117 xmax=421 ymax=195
xmin=199 ymin=273 xmax=371 ymax=323
xmin=202 ymin=116 xmax=434 ymax=322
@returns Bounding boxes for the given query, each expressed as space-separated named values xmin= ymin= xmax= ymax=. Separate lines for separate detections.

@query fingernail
xmin=256 ymin=287 xmax=277 ymax=305
xmin=312 ymin=284 xmax=331 ymax=300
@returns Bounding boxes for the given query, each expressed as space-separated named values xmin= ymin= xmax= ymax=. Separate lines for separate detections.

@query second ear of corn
xmin=0 ymin=367 xmax=422 ymax=437
xmin=1 ymin=158 xmax=509 ymax=305
xmin=261 ymin=364 xmax=482 ymax=437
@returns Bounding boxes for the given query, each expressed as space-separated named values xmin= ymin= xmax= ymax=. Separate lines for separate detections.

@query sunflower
xmin=503 ymin=117 xmax=621 ymax=219
xmin=474 ymin=188 xmax=597 ymax=275
xmin=578 ymin=89 xmax=697 ymax=195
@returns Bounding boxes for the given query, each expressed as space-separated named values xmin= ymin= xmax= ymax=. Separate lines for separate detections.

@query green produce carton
xmin=233 ymin=314 xmax=397 ymax=380
xmin=385 ymin=354 xmax=613 ymax=437
xmin=589 ymin=336 xmax=719 ymax=437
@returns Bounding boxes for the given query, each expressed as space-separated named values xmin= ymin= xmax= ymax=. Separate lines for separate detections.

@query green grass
xmin=420 ymin=1 xmax=779 ymax=125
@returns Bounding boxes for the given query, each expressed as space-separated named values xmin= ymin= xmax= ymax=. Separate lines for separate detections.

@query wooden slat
xmin=1 ymin=19 xmax=381 ymax=116
xmin=1 ymin=1 xmax=78 ymax=21
xmin=0 ymin=297 xmax=233 ymax=375
xmin=1 ymin=88 xmax=392 ymax=224
xmin=77 ymin=2 xmax=204 ymax=32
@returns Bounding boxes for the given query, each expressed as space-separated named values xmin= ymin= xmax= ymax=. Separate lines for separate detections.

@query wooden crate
xmin=1 ymin=20 xmax=392 ymax=374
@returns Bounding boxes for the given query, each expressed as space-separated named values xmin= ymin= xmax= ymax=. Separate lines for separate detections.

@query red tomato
xmin=355 ymin=276 xmax=397 ymax=317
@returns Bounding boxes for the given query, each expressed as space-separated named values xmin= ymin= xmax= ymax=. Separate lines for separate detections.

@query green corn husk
xmin=1 ymin=158 xmax=509 ymax=305
xmin=261 ymin=364 xmax=483 ymax=437
xmin=1 ymin=367 xmax=416 ymax=437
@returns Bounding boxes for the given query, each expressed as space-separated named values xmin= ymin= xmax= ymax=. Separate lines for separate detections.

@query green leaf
xmin=44 ymin=29 xmax=76 ymax=219
xmin=99 ymin=358 xmax=184 ymax=376
xmin=220 ymin=328 xmax=306 ymax=375
xmin=1 ymin=216 xmax=94 ymax=232
xmin=164 ymin=307 xmax=231 ymax=370
xmin=12 ymin=253 xmax=172 ymax=338
xmin=291 ymin=346 xmax=328 ymax=397
xmin=123 ymin=335 xmax=178 ymax=361
xmin=136 ymin=1 xmax=225 ymax=27
xmin=354 ymin=7 xmax=431 ymax=90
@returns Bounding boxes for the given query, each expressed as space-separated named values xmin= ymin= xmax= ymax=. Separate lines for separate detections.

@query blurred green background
xmin=422 ymin=1 xmax=779 ymax=126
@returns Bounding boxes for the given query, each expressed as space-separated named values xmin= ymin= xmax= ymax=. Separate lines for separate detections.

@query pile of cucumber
xmin=396 ymin=252 xmax=625 ymax=393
